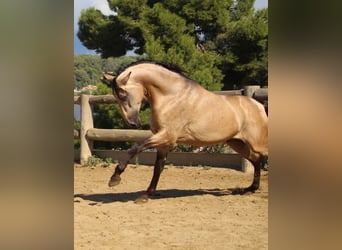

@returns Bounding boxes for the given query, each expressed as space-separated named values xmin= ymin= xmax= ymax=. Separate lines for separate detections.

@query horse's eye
xmin=112 ymin=82 xmax=127 ymax=101
xmin=117 ymin=88 xmax=127 ymax=100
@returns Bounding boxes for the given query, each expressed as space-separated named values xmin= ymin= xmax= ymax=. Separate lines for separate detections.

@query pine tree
xmin=77 ymin=0 xmax=268 ymax=90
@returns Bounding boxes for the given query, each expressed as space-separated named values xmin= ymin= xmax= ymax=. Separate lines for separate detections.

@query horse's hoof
xmin=134 ymin=194 xmax=149 ymax=204
xmin=108 ymin=175 xmax=121 ymax=187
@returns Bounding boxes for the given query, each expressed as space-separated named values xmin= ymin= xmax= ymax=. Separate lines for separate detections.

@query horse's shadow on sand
xmin=74 ymin=188 xmax=252 ymax=204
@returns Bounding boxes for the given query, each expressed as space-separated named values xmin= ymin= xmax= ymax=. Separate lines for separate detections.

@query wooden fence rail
xmin=74 ymin=85 xmax=268 ymax=172
xmin=87 ymin=128 xmax=152 ymax=142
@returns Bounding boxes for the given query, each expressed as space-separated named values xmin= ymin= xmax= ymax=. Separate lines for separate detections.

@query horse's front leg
xmin=135 ymin=146 xmax=169 ymax=203
xmin=108 ymin=130 xmax=173 ymax=188
xmin=108 ymin=144 xmax=139 ymax=187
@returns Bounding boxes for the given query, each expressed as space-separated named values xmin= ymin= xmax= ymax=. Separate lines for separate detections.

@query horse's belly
xmin=177 ymin=126 xmax=238 ymax=146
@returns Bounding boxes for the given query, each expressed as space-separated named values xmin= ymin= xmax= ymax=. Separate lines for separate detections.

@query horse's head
xmin=103 ymin=71 xmax=145 ymax=128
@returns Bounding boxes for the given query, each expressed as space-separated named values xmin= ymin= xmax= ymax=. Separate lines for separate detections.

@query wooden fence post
xmin=80 ymin=94 xmax=94 ymax=165
xmin=241 ymin=85 xmax=261 ymax=173
xmin=244 ymin=85 xmax=261 ymax=98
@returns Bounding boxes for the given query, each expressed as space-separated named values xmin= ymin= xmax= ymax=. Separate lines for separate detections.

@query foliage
xmin=77 ymin=0 xmax=268 ymax=89
xmin=74 ymin=117 xmax=80 ymax=130
xmin=85 ymin=155 xmax=113 ymax=168
xmin=74 ymin=118 xmax=80 ymax=149
xmin=74 ymin=55 xmax=140 ymax=90
xmin=77 ymin=8 xmax=129 ymax=58
xmin=172 ymin=143 xmax=236 ymax=154
xmin=218 ymin=6 xmax=268 ymax=88
xmin=141 ymin=3 xmax=223 ymax=90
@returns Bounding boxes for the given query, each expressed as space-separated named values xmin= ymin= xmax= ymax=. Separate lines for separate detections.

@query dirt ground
xmin=74 ymin=163 xmax=268 ymax=250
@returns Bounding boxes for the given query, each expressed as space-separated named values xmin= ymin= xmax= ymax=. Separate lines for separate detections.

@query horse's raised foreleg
xmin=108 ymin=141 xmax=148 ymax=187
xmin=108 ymin=154 xmax=134 ymax=187
xmin=135 ymin=146 xmax=169 ymax=203
xmin=108 ymin=130 xmax=173 ymax=189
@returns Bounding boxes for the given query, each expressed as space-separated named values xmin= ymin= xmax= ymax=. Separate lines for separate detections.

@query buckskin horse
xmin=103 ymin=60 xmax=268 ymax=203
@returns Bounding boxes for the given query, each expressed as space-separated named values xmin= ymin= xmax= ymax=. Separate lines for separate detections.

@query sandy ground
xmin=74 ymin=164 xmax=268 ymax=250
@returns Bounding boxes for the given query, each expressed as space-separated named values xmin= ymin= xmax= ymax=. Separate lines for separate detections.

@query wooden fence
xmin=74 ymin=85 xmax=268 ymax=172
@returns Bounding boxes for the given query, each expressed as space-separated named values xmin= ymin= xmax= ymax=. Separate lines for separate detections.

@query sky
xmin=74 ymin=0 xmax=268 ymax=55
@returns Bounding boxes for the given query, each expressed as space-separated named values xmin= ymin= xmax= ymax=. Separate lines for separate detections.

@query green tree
xmin=78 ymin=8 xmax=129 ymax=57
xmin=78 ymin=0 xmax=267 ymax=89
xmin=230 ymin=0 xmax=255 ymax=21
xmin=141 ymin=3 xmax=223 ymax=90
xmin=74 ymin=55 xmax=102 ymax=89
xmin=218 ymin=3 xmax=268 ymax=88
xmin=74 ymin=68 xmax=91 ymax=89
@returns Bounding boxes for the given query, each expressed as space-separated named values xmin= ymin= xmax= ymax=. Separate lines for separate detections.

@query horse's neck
xmin=141 ymin=69 xmax=185 ymax=98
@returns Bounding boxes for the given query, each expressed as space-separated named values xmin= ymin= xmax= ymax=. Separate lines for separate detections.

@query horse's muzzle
xmin=128 ymin=120 xmax=141 ymax=128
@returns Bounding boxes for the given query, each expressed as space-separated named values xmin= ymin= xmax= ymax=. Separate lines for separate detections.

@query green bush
xmin=85 ymin=156 xmax=113 ymax=167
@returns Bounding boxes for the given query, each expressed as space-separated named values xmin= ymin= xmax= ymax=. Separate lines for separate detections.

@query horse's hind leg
xmin=226 ymin=139 xmax=262 ymax=194
xmin=135 ymin=146 xmax=169 ymax=203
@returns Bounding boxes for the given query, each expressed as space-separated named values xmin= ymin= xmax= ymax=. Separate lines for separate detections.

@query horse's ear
xmin=101 ymin=72 xmax=116 ymax=86
xmin=121 ymin=71 xmax=131 ymax=85
xmin=102 ymin=72 xmax=116 ymax=81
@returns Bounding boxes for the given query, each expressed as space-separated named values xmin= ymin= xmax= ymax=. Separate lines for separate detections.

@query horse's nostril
xmin=128 ymin=121 xmax=139 ymax=128
xmin=129 ymin=123 xmax=137 ymax=128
